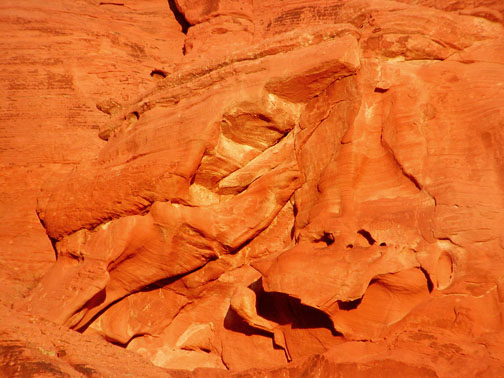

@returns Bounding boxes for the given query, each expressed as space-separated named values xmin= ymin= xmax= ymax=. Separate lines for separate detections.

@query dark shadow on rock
xmin=223 ymin=306 xmax=272 ymax=338
xmin=167 ymin=0 xmax=190 ymax=34
xmin=249 ymin=278 xmax=341 ymax=336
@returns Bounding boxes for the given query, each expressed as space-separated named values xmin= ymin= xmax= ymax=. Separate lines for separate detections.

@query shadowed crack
xmin=380 ymin=130 xmax=437 ymax=206
xmin=167 ymin=0 xmax=190 ymax=34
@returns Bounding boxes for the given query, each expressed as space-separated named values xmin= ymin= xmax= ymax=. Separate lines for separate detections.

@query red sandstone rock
xmin=0 ymin=0 xmax=186 ymax=304
xmin=2 ymin=0 xmax=504 ymax=377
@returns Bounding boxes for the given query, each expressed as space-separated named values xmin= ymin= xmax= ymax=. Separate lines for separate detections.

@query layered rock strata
xmin=2 ymin=0 xmax=504 ymax=376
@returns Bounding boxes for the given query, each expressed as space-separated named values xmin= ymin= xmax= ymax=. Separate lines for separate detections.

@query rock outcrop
xmin=2 ymin=0 xmax=504 ymax=376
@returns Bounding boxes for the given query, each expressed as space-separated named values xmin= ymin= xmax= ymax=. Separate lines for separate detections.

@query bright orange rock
xmin=2 ymin=0 xmax=504 ymax=377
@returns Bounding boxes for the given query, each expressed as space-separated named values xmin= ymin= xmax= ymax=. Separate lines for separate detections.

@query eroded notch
xmin=357 ymin=229 xmax=376 ymax=246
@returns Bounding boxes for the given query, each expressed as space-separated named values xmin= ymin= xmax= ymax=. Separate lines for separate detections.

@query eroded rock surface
xmin=2 ymin=0 xmax=504 ymax=376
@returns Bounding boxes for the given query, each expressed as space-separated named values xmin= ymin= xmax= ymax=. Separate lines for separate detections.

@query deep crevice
xmin=74 ymin=289 xmax=107 ymax=333
xmin=36 ymin=211 xmax=59 ymax=260
xmin=419 ymin=266 xmax=434 ymax=293
xmin=381 ymin=134 xmax=423 ymax=192
xmin=167 ymin=0 xmax=190 ymax=34
xmin=290 ymin=225 xmax=296 ymax=240
xmin=49 ymin=237 xmax=58 ymax=260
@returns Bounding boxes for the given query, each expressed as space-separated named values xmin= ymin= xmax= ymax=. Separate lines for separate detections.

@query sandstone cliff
xmin=1 ymin=0 xmax=504 ymax=376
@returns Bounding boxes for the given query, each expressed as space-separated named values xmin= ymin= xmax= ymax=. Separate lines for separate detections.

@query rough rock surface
xmin=1 ymin=0 xmax=504 ymax=377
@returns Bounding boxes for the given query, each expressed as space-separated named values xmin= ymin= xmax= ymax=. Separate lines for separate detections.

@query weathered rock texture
xmin=2 ymin=0 xmax=504 ymax=376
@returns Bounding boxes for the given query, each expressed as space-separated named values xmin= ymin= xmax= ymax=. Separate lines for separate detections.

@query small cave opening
xmin=374 ymin=87 xmax=389 ymax=93
xmin=346 ymin=244 xmax=354 ymax=249
xmin=167 ymin=0 xmax=190 ymax=34
xmin=357 ymin=229 xmax=376 ymax=246
xmin=379 ymin=242 xmax=387 ymax=246
xmin=126 ymin=111 xmax=139 ymax=122
xmin=315 ymin=232 xmax=335 ymax=246
xmin=49 ymin=238 xmax=58 ymax=260
xmin=150 ymin=69 xmax=167 ymax=80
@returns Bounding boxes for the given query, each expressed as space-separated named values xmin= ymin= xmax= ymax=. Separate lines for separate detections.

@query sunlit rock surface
xmin=1 ymin=0 xmax=504 ymax=376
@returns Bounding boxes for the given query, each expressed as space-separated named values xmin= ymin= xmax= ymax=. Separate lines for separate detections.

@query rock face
xmin=2 ymin=0 xmax=504 ymax=376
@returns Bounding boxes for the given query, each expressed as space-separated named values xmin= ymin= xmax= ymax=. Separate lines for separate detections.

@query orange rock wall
xmin=1 ymin=0 xmax=504 ymax=376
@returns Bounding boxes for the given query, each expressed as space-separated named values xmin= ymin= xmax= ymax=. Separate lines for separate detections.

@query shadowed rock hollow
xmin=1 ymin=0 xmax=504 ymax=376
